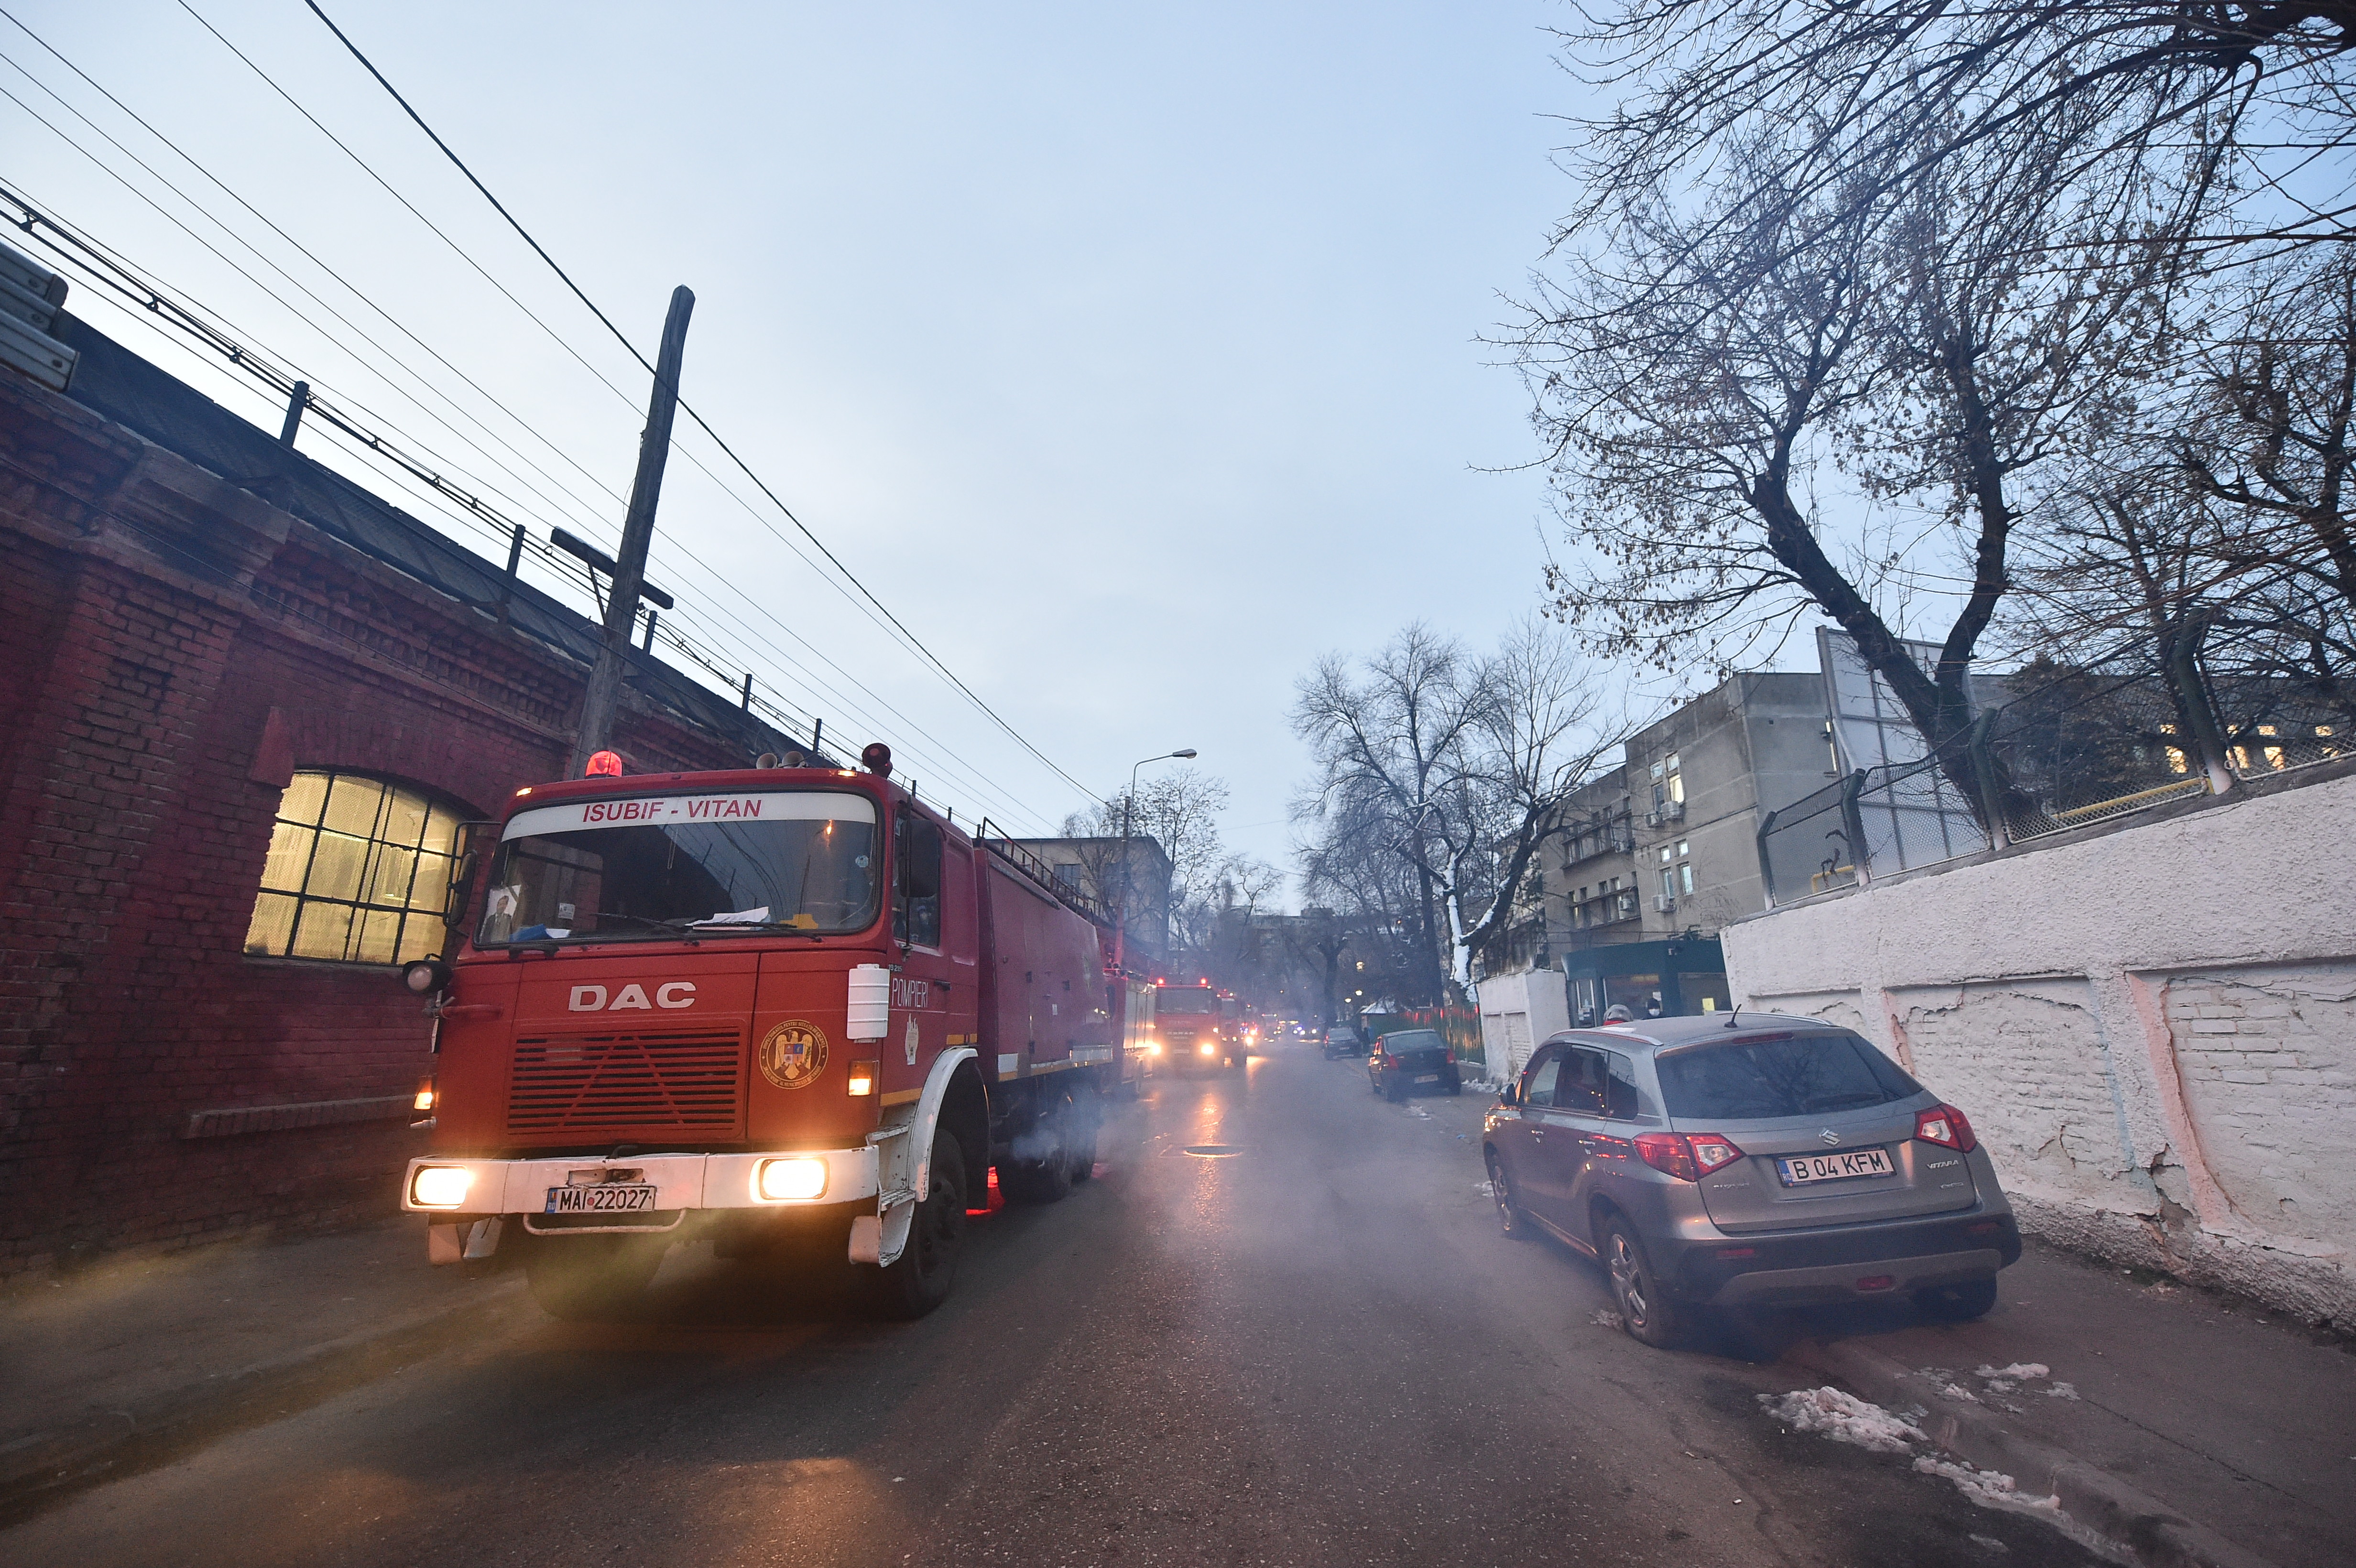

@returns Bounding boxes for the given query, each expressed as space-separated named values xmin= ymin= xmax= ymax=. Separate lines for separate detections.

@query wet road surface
xmin=0 ymin=1049 xmax=2101 ymax=1567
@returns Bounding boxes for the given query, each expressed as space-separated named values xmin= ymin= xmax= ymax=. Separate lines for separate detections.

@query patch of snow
xmin=1474 ymin=1180 xmax=1499 ymax=1198
xmin=1937 ymin=1382 xmax=1983 ymax=1403
xmin=1975 ymin=1362 xmax=2051 ymax=1382
xmin=1912 ymin=1456 xmax=2062 ymax=1515
xmin=1592 ymin=1309 xmax=1625 ymax=1329
xmin=1757 ymin=1387 xmax=1927 ymax=1454
xmin=2044 ymin=1382 xmax=2081 ymax=1400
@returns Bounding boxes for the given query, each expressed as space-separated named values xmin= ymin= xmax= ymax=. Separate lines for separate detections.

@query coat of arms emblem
xmin=759 ymin=1020 xmax=829 ymax=1090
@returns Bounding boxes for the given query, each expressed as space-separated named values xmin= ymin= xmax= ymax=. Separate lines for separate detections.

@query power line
xmin=0 ymin=27 xmax=1066 ymax=832
xmin=159 ymin=0 xmax=1071 ymax=826
xmin=300 ymin=0 xmax=1102 ymax=805
xmin=0 ymin=180 xmax=1061 ymax=832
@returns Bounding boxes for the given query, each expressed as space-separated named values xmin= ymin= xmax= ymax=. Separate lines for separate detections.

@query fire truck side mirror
xmin=443 ymin=821 xmax=493 ymax=933
xmin=403 ymin=957 xmax=453 ymax=995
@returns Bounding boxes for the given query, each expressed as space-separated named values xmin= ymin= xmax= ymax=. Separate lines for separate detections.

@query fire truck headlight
xmin=1145 ymin=1042 xmax=1162 ymax=1056
xmin=756 ymin=1157 xmax=828 ymax=1202
xmin=1198 ymin=1042 xmax=1216 ymax=1057
xmin=410 ymin=1166 xmax=473 ymax=1209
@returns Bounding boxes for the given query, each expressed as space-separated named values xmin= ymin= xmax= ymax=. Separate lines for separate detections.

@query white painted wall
xmin=1722 ymin=766 xmax=2356 ymax=1326
xmin=1476 ymin=967 xmax=1571 ymax=1083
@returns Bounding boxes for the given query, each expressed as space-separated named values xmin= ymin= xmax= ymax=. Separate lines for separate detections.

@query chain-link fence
xmin=1759 ymin=639 xmax=2351 ymax=906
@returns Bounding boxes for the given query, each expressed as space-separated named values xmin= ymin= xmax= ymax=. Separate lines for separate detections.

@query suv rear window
xmin=1655 ymin=1031 xmax=1921 ymax=1121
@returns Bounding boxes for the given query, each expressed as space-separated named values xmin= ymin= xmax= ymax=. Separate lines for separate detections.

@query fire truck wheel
xmin=1067 ymin=1095 xmax=1099 ymax=1182
xmin=1001 ymin=1090 xmax=1076 ymax=1205
xmin=522 ymin=1232 xmax=665 ymax=1320
xmin=871 ymin=1131 xmax=968 ymax=1320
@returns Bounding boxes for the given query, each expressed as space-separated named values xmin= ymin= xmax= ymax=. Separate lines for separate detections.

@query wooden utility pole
xmin=568 ymin=285 xmax=694 ymax=776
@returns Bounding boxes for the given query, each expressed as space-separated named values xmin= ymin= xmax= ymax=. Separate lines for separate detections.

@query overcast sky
xmin=3 ymin=1 xmax=1586 ymax=899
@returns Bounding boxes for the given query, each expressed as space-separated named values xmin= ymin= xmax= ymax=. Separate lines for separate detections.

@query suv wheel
xmin=1915 ymin=1276 xmax=1998 ymax=1323
xmin=1603 ymin=1219 xmax=1688 ymax=1349
xmin=1487 ymin=1154 xmax=1533 ymax=1240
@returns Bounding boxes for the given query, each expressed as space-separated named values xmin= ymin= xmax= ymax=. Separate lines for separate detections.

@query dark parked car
xmin=1321 ymin=1026 xmax=1363 ymax=1060
xmin=1369 ymin=1028 xmax=1462 ymax=1100
xmin=1482 ymin=1014 xmax=2019 ymax=1348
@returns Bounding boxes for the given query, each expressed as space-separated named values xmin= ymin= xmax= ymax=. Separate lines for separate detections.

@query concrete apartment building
xmin=1476 ymin=671 xmax=1836 ymax=1075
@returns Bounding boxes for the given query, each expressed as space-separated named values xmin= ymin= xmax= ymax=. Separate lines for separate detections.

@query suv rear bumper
xmin=1663 ymin=1210 xmax=2021 ymax=1306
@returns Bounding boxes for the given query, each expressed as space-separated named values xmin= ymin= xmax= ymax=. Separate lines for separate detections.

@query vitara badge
xmin=759 ymin=1020 xmax=829 ymax=1090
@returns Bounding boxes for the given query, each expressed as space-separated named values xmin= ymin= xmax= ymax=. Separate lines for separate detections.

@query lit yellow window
xmin=245 ymin=771 xmax=464 ymax=965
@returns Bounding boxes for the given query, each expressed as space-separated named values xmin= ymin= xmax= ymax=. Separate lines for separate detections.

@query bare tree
xmin=1063 ymin=769 xmax=1232 ymax=962
xmin=2182 ymin=250 xmax=2356 ymax=620
xmin=1292 ymin=618 xmax=1618 ymax=994
xmin=1556 ymin=1 xmax=2353 ymax=269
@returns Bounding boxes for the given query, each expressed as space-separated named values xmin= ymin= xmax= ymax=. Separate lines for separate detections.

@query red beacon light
xmin=584 ymin=750 xmax=623 ymax=778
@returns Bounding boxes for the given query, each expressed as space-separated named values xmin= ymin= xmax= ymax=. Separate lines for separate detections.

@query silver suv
xmin=1482 ymin=1014 xmax=2019 ymax=1348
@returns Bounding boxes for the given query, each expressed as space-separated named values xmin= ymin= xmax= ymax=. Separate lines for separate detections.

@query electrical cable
xmin=0 ymin=27 xmax=1069 ymax=827
xmin=0 ymin=119 xmax=1060 ymax=830
xmin=164 ymin=0 xmax=1076 ymax=823
xmin=2 ymin=180 xmax=1058 ymax=830
xmin=300 ymin=0 xmax=1103 ymax=805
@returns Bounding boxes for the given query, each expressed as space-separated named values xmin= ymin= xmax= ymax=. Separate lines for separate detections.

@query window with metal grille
xmin=244 ymin=770 xmax=465 ymax=965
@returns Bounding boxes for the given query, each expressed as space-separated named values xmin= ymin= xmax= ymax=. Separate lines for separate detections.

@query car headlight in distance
xmin=410 ymin=1165 xmax=473 ymax=1209
xmin=756 ymin=1157 xmax=828 ymax=1202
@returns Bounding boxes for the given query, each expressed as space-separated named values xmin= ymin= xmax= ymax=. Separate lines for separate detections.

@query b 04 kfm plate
xmin=1776 ymin=1148 xmax=1895 ymax=1186
xmin=545 ymin=1183 xmax=657 ymax=1214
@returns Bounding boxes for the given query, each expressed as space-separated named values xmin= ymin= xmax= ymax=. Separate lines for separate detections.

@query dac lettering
xmin=569 ymin=981 xmax=696 ymax=1012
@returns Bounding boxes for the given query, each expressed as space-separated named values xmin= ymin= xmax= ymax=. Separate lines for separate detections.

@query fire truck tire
xmin=522 ymin=1232 xmax=665 ymax=1320
xmin=1001 ymin=1089 xmax=1076 ymax=1205
xmin=1068 ymin=1094 xmax=1100 ymax=1181
xmin=871 ymin=1130 xmax=968 ymax=1320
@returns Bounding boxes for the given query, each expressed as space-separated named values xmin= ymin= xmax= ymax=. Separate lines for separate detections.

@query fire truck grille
xmin=506 ymin=1029 xmax=745 ymax=1137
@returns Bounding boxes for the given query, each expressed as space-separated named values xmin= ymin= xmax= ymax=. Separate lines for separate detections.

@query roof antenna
xmin=1726 ymin=1002 xmax=1740 ymax=1029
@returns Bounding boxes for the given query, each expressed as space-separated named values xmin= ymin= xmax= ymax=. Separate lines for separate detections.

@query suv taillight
xmin=1635 ymin=1132 xmax=1744 ymax=1181
xmin=1915 ymin=1104 xmax=1978 ymax=1153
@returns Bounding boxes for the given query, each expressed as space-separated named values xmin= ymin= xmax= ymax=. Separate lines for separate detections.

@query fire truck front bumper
xmin=402 ymin=1147 xmax=881 ymax=1226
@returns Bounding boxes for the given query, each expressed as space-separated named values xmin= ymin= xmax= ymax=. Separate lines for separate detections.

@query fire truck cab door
xmin=887 ymin=807 xmax=968 ymax=1100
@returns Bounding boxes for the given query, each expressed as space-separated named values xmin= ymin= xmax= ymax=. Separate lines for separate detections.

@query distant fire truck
xmin=1147 ymin=979 xmax=1244 ymax=1073
xmin=398 ymin=744 xmax=1138 ymax=1318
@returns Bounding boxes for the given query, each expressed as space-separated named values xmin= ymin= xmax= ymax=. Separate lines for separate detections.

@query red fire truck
xmin=1147 ymin=979 xmax=1244 ymax=1073
xmin=398 ymin=745 xmax=1134 ymax=1319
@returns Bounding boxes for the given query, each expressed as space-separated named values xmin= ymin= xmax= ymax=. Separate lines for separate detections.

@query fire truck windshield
xmin=1155 ymin=989 xmax=1219 ymax=1015
xmin=476 ymin=790 xmax=881 ymax=945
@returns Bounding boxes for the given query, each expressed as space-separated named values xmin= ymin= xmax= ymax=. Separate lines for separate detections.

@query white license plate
xmin=545 ymin=1183 xmax=657 ymax=1214
xmin=1414 ymin=1073 xmax=1440 ymax=1083
xmin=1776 ymin=1148 xmax=1895 ymax=1186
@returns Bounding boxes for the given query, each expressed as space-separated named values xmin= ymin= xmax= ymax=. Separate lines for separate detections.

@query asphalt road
xmin=1 ymin=1048 xmax=2101 ymax=1568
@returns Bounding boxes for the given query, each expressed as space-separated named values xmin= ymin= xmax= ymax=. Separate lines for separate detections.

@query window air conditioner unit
xmin=1653 ymin=893 xmax=1676 ymax=913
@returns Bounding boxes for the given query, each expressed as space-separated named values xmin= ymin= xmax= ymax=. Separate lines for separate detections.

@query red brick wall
xmin=0 ymin=376 xmax=772 ymax=1275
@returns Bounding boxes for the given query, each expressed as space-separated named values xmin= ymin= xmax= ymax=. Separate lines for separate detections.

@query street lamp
xmin=1119 ymin=749 xmax=1197 ymax=966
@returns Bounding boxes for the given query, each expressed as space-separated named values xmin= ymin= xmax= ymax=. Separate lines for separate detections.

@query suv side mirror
xmin=1499 ymin=1080 xmax=1521 ymax=1107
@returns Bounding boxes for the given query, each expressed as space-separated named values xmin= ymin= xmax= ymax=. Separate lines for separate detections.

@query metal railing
xmin=973 ymin=821 xmax=1114 ymax=926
